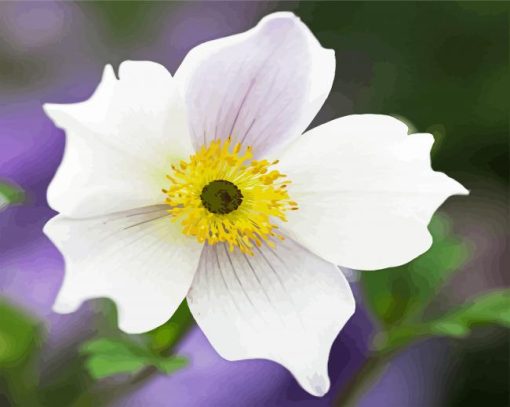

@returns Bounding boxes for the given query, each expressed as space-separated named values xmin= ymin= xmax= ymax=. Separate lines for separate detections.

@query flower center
xmin=163 ymin=137 xmax=298 ymax=255
xmin=200 ymin=180 xmax=243 ymax=214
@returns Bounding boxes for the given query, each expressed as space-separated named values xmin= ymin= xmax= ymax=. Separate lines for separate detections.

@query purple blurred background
xmin=0 ymin=2 xmax=507 ymax=406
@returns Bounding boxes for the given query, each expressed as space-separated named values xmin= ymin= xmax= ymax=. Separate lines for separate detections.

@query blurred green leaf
xmin=0 ymin=181 xmax=25 ymax=210
xmin=80 ymin=301 xmax=192 ymax=381
xmin=84 ymin=353 xmax=146 ymax=380
xmin=378 ymin=290 xmax=510 ymax=351
xmin=0 ymin=300 xmax=42 ymax=406
xmin=147 ymin=300 xmax=194 ymax=354
xmin=152 ymin=356 xmax=188 ymax=375
xmin=81 ymin=338 xmax=145 ymax=357
xmin=361 ymin=214 xmax=469 ymax=327
xmin=426 ymin=290 xmax=510 ymax=335
xmin=81 ymin=337 xmax=187 ymax=380
xmin=0 ymin=300 xmax=40 ymax=367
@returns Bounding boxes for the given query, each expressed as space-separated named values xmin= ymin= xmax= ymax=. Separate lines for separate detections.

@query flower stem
xmin=333 ymin=351 xmax=392 ymax=407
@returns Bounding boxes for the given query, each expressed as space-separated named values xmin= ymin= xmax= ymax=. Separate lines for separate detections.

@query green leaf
xmin=361 ymin=214 xmax=469 ymax=327
xmin=0 ymin=300 xmax=41 ymax=367
xmin=0 ymin=301 xmax=42 ymax=405
xmin=81 ymin=337 xmax=187 ymax=379
xmin=147 ymin=300 xmax=194 ymax=354
xmin=379 ymin=290 xmax=510 ymax=351
xmin=84 ymin=354 xmax=148 ymax=379
xmin=0 ymin=181 xmax=25 ymax=210
xmin=427 ymin=290 xmax=510 ymax=335
xmin=80 ymin=300 xmax=193 ymax=380
xmin=153 ymin=356 xmax=188 ymax=374
xmin=81 ymin=337 xmax=146 ymax=356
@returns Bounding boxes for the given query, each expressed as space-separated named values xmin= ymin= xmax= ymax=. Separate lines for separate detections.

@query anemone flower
xmin=42 ymin=12 xmax=467 ymax=396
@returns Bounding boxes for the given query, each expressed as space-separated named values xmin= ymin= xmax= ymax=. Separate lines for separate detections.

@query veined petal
xmin=174 ymin=12 xmax=335 ymax=157
xmin=44 ymin=206 xmax=202 ymax=334
xmin=187 ymin=238 xmax=355 ymax=396
xmin=44 ymin=61 xmax=193 ymax=218
xmin=278 ymin=114 xmax=468 ymax=270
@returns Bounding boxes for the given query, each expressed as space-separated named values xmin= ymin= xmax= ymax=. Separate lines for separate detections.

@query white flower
xmin=43 ymin=12 xmax=467 ymax=396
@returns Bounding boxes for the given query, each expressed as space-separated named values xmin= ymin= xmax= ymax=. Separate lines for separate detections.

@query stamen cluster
xmin=163 ymin=137 xmax=298 ymax=254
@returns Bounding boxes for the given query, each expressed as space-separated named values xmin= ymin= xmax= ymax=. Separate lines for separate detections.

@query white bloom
xmin=43 ymin=12 xmax=467 ymax=396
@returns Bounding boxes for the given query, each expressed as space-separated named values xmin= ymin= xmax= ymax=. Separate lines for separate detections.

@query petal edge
xmin=278 ymin=114 xmax=468 ymax=270
xmin=187 ymin=238 xmax=355 ymax=396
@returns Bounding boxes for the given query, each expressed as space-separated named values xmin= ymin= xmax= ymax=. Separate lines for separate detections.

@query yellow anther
xmin=163 ymin=138 xmax=297 ymax=254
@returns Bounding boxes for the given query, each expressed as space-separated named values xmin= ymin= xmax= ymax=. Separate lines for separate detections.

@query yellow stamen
xmin=164 ymin=138 xmax=298 ymax=255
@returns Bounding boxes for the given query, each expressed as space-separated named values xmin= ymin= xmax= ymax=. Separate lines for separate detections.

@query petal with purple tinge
xmin=174 ymin=12 xmax=335 ymax=157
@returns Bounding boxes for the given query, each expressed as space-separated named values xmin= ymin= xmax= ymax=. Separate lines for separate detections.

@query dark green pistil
xmin=200 ymin=180 xmax=243 ymax=214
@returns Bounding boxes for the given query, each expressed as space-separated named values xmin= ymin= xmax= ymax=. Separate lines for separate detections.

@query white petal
xmin=44 ymin=61 xmax=193 ymax=218
xmin=44 ymin=206 xmax=202 ymax=333
xmin=187 ymin=238 xmax=355 ymax=396
xmin=278 ymin=114 xmax=469 ymax=270
xmin=174 ymin=12 xmax=335 ymax=157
